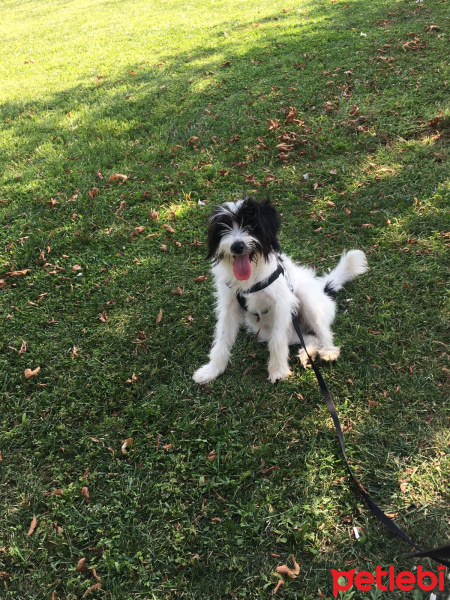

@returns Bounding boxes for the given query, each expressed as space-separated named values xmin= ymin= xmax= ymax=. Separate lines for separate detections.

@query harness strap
xmin=291 ymin=314 xmax=450 ymax=566
xmin=236 ymin=262 xmax=285 ymax=318
xmin=240 ymin=262 xmax=285 ymax=295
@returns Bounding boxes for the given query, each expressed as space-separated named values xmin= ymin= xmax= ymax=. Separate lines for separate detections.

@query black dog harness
xmin=236 ymin=261 xmax=290 ymax=320
xmin=234 ymin=260 xmax=450 ymax=565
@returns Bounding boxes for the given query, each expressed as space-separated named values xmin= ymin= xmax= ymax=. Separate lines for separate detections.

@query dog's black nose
xmin=230 ymin=240 xmax=246 ymax=255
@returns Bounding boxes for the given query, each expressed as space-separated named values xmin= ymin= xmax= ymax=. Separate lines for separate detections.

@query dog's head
xmin=206 ymin=198 xmax=281 ymax=281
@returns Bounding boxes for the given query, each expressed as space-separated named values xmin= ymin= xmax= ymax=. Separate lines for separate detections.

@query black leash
xmin=291 ymin=315 xmax=450 ymax=566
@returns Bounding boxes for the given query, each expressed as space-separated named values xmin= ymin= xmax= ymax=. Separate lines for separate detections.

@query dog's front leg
xmin=193 ymin=296 xmax=243 ymax=384
xmin=267 ymin=307 xmax=294 ymax=383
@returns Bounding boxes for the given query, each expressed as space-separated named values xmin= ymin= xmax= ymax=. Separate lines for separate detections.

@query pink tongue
xmin=233 ymin=255 xmax=252 ymax=280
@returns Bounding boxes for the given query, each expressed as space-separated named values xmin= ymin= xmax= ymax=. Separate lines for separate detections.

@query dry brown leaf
xmin=109 ymin=173 xmax=128 ymax=183
xmin=126 ymin=372 xmax=137 ymax=384
xmin=149 ymin=210 xmax=158 ymax=220
xmin=88 ymin=188 xmax=100 ymax=200
xmin=276 ymin=555 xmax=300 ymax=579
xmin=156 ymin=308 xmax=163 ymax=323
xmin=318 ymin=589 xmax=326 ymax=599
xmin=131 ymin=226 xmax=145 ymax=236
xmin=0 ymin=279 xmax=7 ymax=289
xmin=28 ymin=516 xmax=38 ymax=536
xmin=77 ymin=558 xmax=90 ymax=574
xmin=18 ymin=341 xmax=28 ymax=355
xmin=24 ymin=366 xmax=40 ymax=379
xmin=81 ymin=486 xmax=90 ymax=502
xmin=51 ymin=489 xmax=63 ymax=496
xmin=195 ymin=275 xmax=207 ymax=282
xmin=285 ymin=106 xmax=298 ymax=123
xmin=161 ymin=224 xmax=175 ymax=233
xmin=83 ymin=582 xmax=101 ymax=597
xmin=0 ymin=572 xmax=12 ymax=578
xmin=99 ymin=311 xmax=107 ymax=322
xmin=207 ymin=450 xmax=217 ymax=462
xmin=4 ymin=269 xmax=30 ymax=277
xmin=276 ymin=142 xmax=294 ymax=152
xmin=160 ymin=244 xmax=167 ymax=252
xmin=273 ymin=579 xmax=284 ymax=594
xmin=121 ymin=438 xmax=134 ymax=454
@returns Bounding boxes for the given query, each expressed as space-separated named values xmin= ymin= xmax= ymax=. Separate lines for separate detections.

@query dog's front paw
xmin=193 ymin=363 xmax=221 ymax=384
xmin=319 ymin=346 xmax=340 ymax=362
xmin=268 ymin=367 xmax=292 ymax=383
xmin=298 ymin=346 xmax=318 ymax=368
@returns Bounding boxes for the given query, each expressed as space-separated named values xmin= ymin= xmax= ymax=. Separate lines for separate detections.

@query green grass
xmin=0 ymin=0 xmax=449 ymax=598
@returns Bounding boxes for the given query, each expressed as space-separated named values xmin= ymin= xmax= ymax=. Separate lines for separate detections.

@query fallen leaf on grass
xmin=131 ymin=226 xmax=145 ymax=237
xmin=276 ymin=555 xmax=300 ymax=578
xmin=77 ymin=558 xmax=90 ymax=574
xmin=24 ymin=366 xmax=40 ymax=379
xmin=81 ymin=487 xmax=90 ymax=502
xmin=99 ymin=311 xmax=107 ymax=322
xmin=28 ymin=516 xmax=38 ymax=536
xmin=160 ymin=244 xmax=167 ymax=251
xmin=18 ymin=341 xmax=28 ymax=354
xmin=195 ymin=275 xmax=207 ymax=282
xmin=260 ymin=459 xmax=280 ymax=474
xmin=318 ymin=589 xmax=326 ymax=599
xmin=4 ymin=269 xmax=30 ymax=277
xmin=429 ymin=110 xmax=444 ymax=128
xmin=273 ymin=579 xmax=284 ymax=594
xmin=0 ymin=279 xmax=6 ymax=289
xmin=83 ymin=582 xmax=101 ymax=597
xmin=285 ymin=106 xmax=298 ymax=123
xmin=0 ymin=572 xmax=12 ymax=578
xmin=161 ymin=224 xmax=175 ymax=233
xmin=88 ymin=188 xmax=99 ymax=200
xmin=109 ymin=173 xmax=128 ymax=183
xmin=126 ymin=373 xmax=137 ymax=384
xmin=267 ymin=118 xmax=281 ymax=130
xmin=156 ymin=308 xmax=163 ymax=323
xmin=121 ymin=438 xmax=134 ymax=454
xmin=276 ymin=142 xmax=294 ymax=152
xmin=207 ymin=450 xmax=217 ymax=462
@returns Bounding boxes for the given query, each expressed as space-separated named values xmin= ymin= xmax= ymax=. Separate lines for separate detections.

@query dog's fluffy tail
xmin=321 ymin=250 xmax=368 ymax=297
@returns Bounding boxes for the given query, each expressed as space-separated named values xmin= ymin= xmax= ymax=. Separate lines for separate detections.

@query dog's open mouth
xmin=233 ymin=253 xmax=252 ymax=280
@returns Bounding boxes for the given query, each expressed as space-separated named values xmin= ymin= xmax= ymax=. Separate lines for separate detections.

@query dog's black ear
xmin=240 ymin=199 xmax=281 ymax=259
xmin=206 ymin=206 xmax=231 ymax=260
xmin=257 ymin=200 xmax=281 ymax=255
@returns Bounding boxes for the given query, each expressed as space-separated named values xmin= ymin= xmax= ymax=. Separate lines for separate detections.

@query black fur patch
xmin=206 ymin=197 xmax=281 ymax=261
xmin=324 ymin=281 xmax=337 ymax=299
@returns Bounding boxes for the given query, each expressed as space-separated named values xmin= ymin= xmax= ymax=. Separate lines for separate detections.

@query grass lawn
xmin=0 ymin=0 xmax=449 ymax=597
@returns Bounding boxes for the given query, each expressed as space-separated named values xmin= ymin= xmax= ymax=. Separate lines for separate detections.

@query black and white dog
xmin=193 ymin=198 xmax=368 ymax=384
